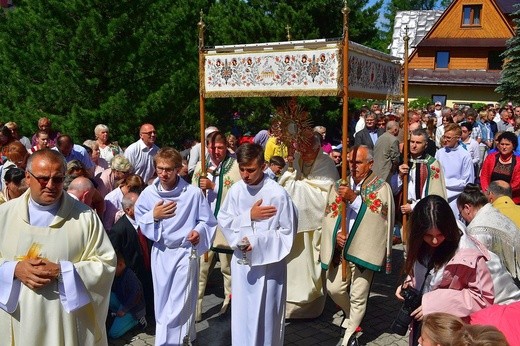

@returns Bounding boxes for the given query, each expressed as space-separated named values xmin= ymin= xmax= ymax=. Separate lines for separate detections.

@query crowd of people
xmin=0 ymin=101 xmax=519 ymax=346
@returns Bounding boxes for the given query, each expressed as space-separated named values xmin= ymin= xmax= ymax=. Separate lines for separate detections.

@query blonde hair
xmin=443 ymin=123 xmax=462 ymax=137
xmin=154 ymin=147 xmax=182 ymax=169
xmin=422 ymin=313 xmax=465 ymax=346
xmin=4 ymin=121 xmax=17 ymax=130
xmin=452 ymin=324 xmax=509 ymax=346
xmin=110 ymin=154 xmax=133 ymax=173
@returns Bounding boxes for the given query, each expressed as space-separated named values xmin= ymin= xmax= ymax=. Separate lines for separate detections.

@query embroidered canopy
xmin=202 ymin=39 xmax=401 ymax=100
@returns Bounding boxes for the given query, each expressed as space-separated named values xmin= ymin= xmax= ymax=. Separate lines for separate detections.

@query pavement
xmin=109 ymin=244 xmax=408 ymax=346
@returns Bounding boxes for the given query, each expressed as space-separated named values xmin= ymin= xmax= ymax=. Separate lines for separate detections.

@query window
xmin=462 ymin=5 xmax=482 ymax=26
xmin=488 ymin=51 xmax=503 ymax=70
xmin=432 ymin=95 xmax=447 ymax=106
xmin=435 ymin=51 xmax=450 ymax=69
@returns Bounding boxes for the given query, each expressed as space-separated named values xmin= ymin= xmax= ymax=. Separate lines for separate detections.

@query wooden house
xmin=406 ymin=0 xmax=515 ymax=107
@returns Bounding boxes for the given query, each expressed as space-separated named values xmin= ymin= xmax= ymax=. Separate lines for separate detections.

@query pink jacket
xmin=470 ymin=302 xmax=520 ymax=346
xmin=420 ymin=247 xmax=494 ymax=317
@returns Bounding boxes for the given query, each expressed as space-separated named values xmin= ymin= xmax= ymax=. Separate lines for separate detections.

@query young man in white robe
xmin=435 ymin=123 xmax=475 ymax=218
xmin=0 ymin=149 xmax=116 ymax=346
xmin=218 ymin=143 xmax=297 ymax=346
xmin=134 ymin=147 xmax=217 ymax=345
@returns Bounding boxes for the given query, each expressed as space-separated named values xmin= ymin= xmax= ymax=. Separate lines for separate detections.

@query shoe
xmin=345 ymin=334 xmax=360 ymax=346
xmin=219 ymin=295 xmax=231 ymax=316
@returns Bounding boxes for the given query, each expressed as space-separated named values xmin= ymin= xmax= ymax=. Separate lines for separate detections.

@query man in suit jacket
xmin=373 ymin=121 xmax=400 ymax=183
xmin=109 ymin=191 xmax=155 ymax=326
xmin=354 ymin=113 xmax=384 ymax=150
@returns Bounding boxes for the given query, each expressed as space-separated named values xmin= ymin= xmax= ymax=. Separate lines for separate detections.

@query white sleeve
xmin=0 ymin=261 xmax=21 ymax=313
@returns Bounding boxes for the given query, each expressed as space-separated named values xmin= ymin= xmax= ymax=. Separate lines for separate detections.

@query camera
xmin=390 ymin=286 xmax=422 ymax=336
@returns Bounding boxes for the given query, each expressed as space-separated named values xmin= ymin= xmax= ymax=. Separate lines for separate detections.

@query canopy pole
xmin=401 ymin=26 xmax=410 ymax=245
xmin=340 ymin=1 xmax=350 ymax=282
xmin=198 ymin=11 xmax=209 ymax=263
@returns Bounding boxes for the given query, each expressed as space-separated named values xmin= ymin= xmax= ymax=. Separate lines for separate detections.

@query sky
xmin=369 ymin=0 xmax=390 ymax=27
xmin=366 ymin=0 xmax=448 ymax=27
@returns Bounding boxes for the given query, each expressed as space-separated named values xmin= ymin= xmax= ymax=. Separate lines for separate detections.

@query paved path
xmin=109 ymin=244 xmax=408 ymax=346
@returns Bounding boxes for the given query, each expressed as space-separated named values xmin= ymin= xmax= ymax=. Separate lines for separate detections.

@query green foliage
xmin=0 ymin=0 xmax=386 ymax=147
xmin=409 ymin=97 xmax=431 ymax=110
xmin=496 ymin=5 xmax=520 ymax=103
xmin=440 ymin=0 xmax=452 ymax=8
xmin=0 ymin=0 xmax=205 ymax=147
xmin=470 ymin=103 xmax=486 ymax=111
xmin=204 ymin=0 xmax=385 ymax=138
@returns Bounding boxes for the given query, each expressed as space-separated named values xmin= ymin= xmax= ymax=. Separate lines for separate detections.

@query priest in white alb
xmin=218 ymin=143 xmax=297 ymax=346
xmin=0 ymin=149 xmax=116 ymax=346
xmin=279 ymin=131 xmax=339 ymax=318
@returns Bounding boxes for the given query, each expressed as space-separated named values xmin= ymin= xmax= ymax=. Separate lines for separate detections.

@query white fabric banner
xmin=204 ymin=47 xmax=340 ymax=98
xmin=202 ymin=41 xmax=401 ymax=99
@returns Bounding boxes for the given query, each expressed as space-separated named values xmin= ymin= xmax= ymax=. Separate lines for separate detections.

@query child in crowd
xmin=420 ymin=312 xmax=509 ymax=346
xmin=107 ymin=251 xmax=147 ymax=339
xmin=264 ymin=155 xmax=286 ymax=181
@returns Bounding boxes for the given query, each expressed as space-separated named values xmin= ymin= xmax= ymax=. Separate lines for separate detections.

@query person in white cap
xmin=187 ymin=126 xmax=219 ymax=175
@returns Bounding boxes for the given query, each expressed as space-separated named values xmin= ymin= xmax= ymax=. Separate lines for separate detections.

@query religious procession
xmin=0 ymin=0 xmax=519 ymax=346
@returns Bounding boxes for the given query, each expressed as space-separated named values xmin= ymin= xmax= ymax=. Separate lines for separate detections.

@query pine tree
xmin=496 ymin=5 xmax=520 ymax=103
xmin=0 ymin=0 xmax=386 ymax=146
xmin=0 ymin=0 xmax=206 ymax=146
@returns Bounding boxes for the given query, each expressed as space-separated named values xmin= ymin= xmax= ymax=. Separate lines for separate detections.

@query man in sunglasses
xmin=0 ymin=148 xmax=116 ymax=345
xmin=124 ymin=123 xmax=160 ymax=183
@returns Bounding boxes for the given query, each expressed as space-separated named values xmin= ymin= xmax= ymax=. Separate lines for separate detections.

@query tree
xmin=204 ymin=0 xmax=385 ymax=138
xmin=0 ymin=0 xmax=385 ymax=147
xmin=496 ymin=4 xmax=520 ymax=103
xmin=0 ymin=0 xmax=206 ymax=147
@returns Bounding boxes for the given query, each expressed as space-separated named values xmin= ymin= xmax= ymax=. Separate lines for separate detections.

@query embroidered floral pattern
xmin=223 ymin=176 xmax=233 ymax=189
xmin=363 ymin=185 xmax=388 ymax=217
xmin=326 ymin=195 xmax=343 ymax=218
xmin=430 ymin=164 xmax=441 ymax=179
xmin=193 ymin=171 xmax=201 ymax=183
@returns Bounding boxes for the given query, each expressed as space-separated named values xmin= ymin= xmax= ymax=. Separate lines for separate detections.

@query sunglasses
xmin=28 ymin=170 xmax=65 ymax=185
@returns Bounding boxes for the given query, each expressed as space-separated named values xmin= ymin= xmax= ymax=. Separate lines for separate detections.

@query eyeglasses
xmin=156 ymin=166 xmax=177 ymax=174
xmin=27 ymin=170 xmax=65 ymax=185
xmin=141 ymin=131 xmax=157 ymax=136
